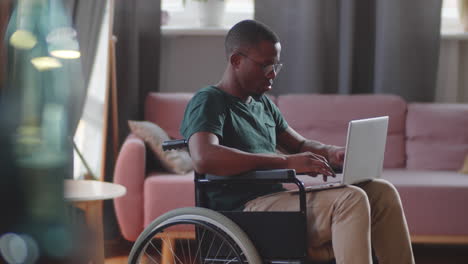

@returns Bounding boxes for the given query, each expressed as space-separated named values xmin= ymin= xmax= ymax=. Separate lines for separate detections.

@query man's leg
xmin=357 ymin=179 xmax=415 ymax=264
xmin=244 ymin=186 xmax=372 ymax=264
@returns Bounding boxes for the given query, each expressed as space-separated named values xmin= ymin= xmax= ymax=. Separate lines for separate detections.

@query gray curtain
xmin=113 ymin=0 xmax=161 ymax=146
xmin=65 ymin=0 xmax=106 ymax=134
xmin=72 ymin=0 xmax=106 ymax=89
xmin=104 ymin=0 xmax=161 ymax=240
xmin=255 ymin=0 xmax=442 ymax=102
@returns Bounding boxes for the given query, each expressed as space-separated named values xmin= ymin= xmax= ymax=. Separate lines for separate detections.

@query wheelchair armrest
xmin=206 ymin=169 xmax=296 ymax=181
xmin=201 ymin=169 xmax=307 ymax=216
xmin=162 ymin=139 xmax=188 ymax=151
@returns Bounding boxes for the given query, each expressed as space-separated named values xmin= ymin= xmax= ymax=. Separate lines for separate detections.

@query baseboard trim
xmin=411 ymin=235 xmax=468 ymax=245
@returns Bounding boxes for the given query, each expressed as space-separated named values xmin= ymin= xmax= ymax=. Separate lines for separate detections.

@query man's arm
xmin=188 ymin=132 xmax=286 ymax=176
xmin=189 ymin=131 xmax=336 ymax=176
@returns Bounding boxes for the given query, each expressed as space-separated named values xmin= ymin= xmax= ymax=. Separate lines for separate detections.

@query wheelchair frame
xmin=128 ymin=139 xmax=312 ymax=264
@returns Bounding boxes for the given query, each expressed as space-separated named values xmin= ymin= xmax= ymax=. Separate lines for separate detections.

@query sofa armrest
xmin=113 ymin=134 xmax=146 ymax=241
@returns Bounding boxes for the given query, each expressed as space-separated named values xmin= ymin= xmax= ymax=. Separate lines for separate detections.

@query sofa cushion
xmin=128 ymin=120 xmax=193 ymax=174
xmin=145 ymin=93 xmax=193 ymax=139
xmin=277 ymin=94 xmax=407 ymax=168
xmin=460 ymin=155 xmax=468 ymax=174
xmin=382 ymin=169 xmax=468 ymax=236
xmin=144 ymin=173 xmax=195 ymax=227
xmin=294 ymin=169 xmax=468 ymax=236
xmin=406 ymin=103 xmax=468 ymax=170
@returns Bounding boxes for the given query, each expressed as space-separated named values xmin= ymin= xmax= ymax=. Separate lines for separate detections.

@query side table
xmin=64 ymin=180 xmax=126 ymax=264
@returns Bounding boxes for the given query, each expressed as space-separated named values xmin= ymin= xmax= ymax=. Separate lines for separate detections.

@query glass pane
xmin=73 ymin=1 xmax=110 ymax=180
xmin=226 ymin=0 xmax=254 ymax=12
xmin=442 ymin=0 xmax=459 ymax=18
xmin=162 ymin=0 xmax=184 ymax=11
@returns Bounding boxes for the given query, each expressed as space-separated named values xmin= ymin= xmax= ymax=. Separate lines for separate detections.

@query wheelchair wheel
xmin=129 ymin=207 xmax=262 ymax=264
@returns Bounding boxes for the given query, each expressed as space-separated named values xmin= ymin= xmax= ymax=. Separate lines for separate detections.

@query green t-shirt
xmin=180 ymin=86 xmax=289 ymax=210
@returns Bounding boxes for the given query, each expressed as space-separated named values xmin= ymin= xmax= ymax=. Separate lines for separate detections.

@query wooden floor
xmin=105 ymin=256 xmax=128 ymax=264
xmin=104 ymin=238 xmax=468 ymax=264
xmin=105 ymin=238 xmax=132 ymax=264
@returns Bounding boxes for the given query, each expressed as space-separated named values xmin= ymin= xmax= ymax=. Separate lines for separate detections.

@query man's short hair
xmin=225 ymin=20 xmax=279 ymax=58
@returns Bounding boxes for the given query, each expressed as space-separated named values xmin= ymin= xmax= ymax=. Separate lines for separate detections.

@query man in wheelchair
xmin=179 ymin=20 xmax=414 ymax=264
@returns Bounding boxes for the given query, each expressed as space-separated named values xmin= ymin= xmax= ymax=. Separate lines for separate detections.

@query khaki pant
xmin=243 ymin=179 xmax=415 ymax=264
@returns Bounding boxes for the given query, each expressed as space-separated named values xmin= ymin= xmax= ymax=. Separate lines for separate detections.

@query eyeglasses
xmin=237 ymin=52 xmax=283 ymax=76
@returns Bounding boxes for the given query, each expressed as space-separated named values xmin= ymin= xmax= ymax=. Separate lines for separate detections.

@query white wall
xmin=159 ymin=34 xmax=227 ymax=93
xmin=160 ymin=33 xmax=468 ymax=103
xmin=436 ymin=38 xmax=468 ymax=103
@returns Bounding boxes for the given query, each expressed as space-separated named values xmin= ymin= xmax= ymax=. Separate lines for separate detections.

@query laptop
xmin=303 ymin=116 xmax=389 ymax=191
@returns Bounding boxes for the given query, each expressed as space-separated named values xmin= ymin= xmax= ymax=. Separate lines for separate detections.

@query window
xmin=441 ymin=0 xmax=464 ymax=33
xmin=73 ymin=1 xmax=110 ymax=179
xmin=161 ymin=0 xmax=254 ymax=28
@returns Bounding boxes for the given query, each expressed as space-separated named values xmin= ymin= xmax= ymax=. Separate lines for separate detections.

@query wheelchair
xmin=128 ymin=139 xmax=336 ymax=264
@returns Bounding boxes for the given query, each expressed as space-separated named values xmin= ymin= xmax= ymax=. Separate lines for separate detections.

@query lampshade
xmin=30 ymin=56 xmax=62 ymax=71
xmin=8 ymin=0 xmax=38 ymax=50
xmin=10 ymin=30 xmax=37 ymax=50
xmin=45 ymin=0 xmax=81 ymax=59
xmin=47 ymin=27 xmax=81 ymax=59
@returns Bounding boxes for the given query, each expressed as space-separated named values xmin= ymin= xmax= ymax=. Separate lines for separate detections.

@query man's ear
xmin=230 ymin=53 xmax=241 ymax=69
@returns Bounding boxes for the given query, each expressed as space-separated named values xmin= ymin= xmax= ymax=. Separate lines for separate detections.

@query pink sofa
xmin=114 ymin=92 xmax=468 ymax=244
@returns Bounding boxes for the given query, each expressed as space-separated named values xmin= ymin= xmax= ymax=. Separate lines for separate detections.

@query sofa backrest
xmin=145 ymin=93 xmax=193 ymax=139
xmin=146 ymin=92 xmax=468 ymax=171
xmin=406 ymin=103 xmax=468 ymax=170
xmin=277 ymin=94 xmax=407 ymax=168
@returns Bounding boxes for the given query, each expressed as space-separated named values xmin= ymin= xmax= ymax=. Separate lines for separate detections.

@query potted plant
xmin=459 ymin=0 xmax=468 ymax=31
xmin=185 ymin=0 xmax=225 ymax=27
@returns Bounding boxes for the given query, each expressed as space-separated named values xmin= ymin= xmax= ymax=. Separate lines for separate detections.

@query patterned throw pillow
xmin=128 ymin=120 xmax=193 ymax=174
xmin=460 ymin=154 xmax=468 ymax=174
